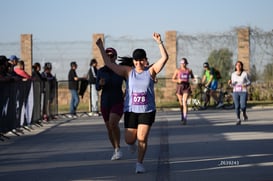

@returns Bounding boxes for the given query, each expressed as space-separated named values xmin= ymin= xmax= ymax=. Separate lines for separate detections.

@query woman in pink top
xmin=172 ymin=58 xmax=194 ymax=124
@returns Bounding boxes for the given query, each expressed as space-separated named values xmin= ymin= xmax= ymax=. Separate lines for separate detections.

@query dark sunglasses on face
xmin=134 ymin=59 xmax=145 ymax=62
xmin=107 ymin=54 xmax=115 ymax=58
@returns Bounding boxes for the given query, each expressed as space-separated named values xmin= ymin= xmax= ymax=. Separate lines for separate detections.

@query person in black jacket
xmin=87 ymin=58 xmax=99 ymax=116
xmin=68 ymin=61 xmax=80 ymax=117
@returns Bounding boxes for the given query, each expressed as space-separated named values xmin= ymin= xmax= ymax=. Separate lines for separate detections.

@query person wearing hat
xmin=96 ymin=32 xmax=168 ymax=174
xmin=201 ymin=62 xmax=222 ymax=108
xmin=68 ymin=61 xmax=80 ymax=117
xmin=172 ymin=58 xmax=194 ymax=125
xmin=96 ymin=47 xmax=124 ymax=161
xmin=7 ymin=55 xmax=19 ymax=76
xmin=8 ymin=55 xmax=19 ymax=65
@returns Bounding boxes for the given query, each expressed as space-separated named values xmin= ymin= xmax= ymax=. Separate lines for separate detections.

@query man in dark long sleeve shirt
xmin=68 ymin=61 xmax=79 ymax=116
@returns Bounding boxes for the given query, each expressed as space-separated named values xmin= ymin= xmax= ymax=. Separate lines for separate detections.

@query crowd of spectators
xmin=0 ymin=54 xmax=57 ymax=122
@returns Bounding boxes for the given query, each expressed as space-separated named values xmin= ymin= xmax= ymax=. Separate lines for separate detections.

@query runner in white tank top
xmin=96 ymin=32 xmax=169 ymax=174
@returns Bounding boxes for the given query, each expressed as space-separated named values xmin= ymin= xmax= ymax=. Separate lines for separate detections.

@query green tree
xmin=207 ymin=48 xmax=233 ymax=83
xmin=263 ymin=63 xmax=273 ymax=81
xmin=250 ymin=64 xmax=258 ymax=82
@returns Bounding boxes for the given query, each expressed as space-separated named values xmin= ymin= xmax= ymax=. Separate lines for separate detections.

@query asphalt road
xmin=0 ymin=107 xmax=273 ymax=181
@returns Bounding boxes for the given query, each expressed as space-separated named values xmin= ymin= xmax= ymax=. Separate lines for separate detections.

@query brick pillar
xmin=165 ymin=31 xmax=177 ymax=78
xmin=161 ymin=31 xmax=177 ymax=102
xmin=92 ymin=34 xmax=104 ymax=68
xmin=237 ymin=27 xmax=250 ymax=72
xmin=20 ymin=34 xmax=33 ymax=75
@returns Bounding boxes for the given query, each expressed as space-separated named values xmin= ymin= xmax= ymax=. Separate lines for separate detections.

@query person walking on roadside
xmin=96 ymin=32 xmax=168 ymax=174
xmin=68 ymin=61 xmax=80 ymax=118
xmin=172 ymin=58 xmax=194 ymax=125
xmin=96 ymin=47 xmax=124 ymax=161
xmin=228 ymin=60 xmax=251 ymax=125
xmin=87 ymin=58 xmax=99 ymax=116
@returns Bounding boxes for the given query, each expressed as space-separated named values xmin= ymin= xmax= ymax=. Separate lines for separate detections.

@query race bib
xmin=235 ymin=85 xmax=243 ymax=92
xmin=132 ymin=92 xmax=148 ymax=105
xmin=180 ymin=73 xmax=189 ymax=81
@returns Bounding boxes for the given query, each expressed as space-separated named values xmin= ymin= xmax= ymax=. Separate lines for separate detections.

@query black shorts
xmin=124 ymin=111 xmax=156 ymax=128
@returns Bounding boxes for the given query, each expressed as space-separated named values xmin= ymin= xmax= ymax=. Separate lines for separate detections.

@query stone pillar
xmin=160 ymin=31 xmax=177 ymax=102
xmin=92 ymin=34 xmax=104 ymax=68
xmin=237 ymin=27 xmax=250 ymax=72
xmin=20 ymin=34 xmax=33 ymax=75
xmin=165 ymin=31 xmax=177 ymax=78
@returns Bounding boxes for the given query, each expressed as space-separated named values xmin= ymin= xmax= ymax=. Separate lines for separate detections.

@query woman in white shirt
xmin=228 ymin=61 xmax=251 ymax=125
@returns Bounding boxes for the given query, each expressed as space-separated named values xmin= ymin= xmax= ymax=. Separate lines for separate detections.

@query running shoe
xmin=111 ymin=149 xmax=122 ymax=160
xmin=183 ymin=118 xmax=187 ymax=125
xmin=216 ymin=102 xmax=224 ymax=108
xmin=135 ymin=162 xmax=146 ymax=174
xmin=243 ymin=114 xmax=248 ymax=121
xmin=236 ymin=119 xmax=241 ymax=125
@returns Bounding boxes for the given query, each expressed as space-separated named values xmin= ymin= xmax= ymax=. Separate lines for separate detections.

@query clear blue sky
xmin=1 ymin=0 xmax=273 ymax=42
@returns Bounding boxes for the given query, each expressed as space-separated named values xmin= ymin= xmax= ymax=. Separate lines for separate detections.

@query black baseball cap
xmin=203 ymin=62 xmax=209 ymax=67
xmin=132 ymin=48 xmax=147 ymax=60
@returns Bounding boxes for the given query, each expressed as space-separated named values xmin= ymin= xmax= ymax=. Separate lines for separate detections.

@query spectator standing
xmin=7 ymin=55 xmax=19 ymax=76
xmin=32 ymin=62 xmax=43 ymax=81
xmin=96 ymin=47 xmax=124 ymax=161
xmin=96 ymin=32 xmax=168 ymax=173
xmin=41 ymin=62 xmax=55 ymax=80
xmin=228 ymin=61 xmax=251 ymax=125
xmin=13 ymin=60 xmax=31 ymax=80
xmin=8 ymin=55 xmax=19 ymax=65
xmin=87 ymin=58 xmax=99 ymax=116
xmin=172 ymin=58 xmax=194 ymax=125
xmin=41 ymin=62 xmax=57 ymax=121
xmin=0 ymin=55 xmax=13 ymax=82
xmin=68 ymin=61 xmax=80 ymax=117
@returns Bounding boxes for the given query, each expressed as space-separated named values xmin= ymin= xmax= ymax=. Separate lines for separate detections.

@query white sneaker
xmin=135 ymin=162 xmax=146 ymax=174
xmin=72 ymin=115 xmax=78 ymax=118
xmin=111 ymin=149 xmax=122 ymax=160
xmin=216 ymin=102 xmax=224 ymax=108
xmin=128 ymin=143 xmax=137 ymax=154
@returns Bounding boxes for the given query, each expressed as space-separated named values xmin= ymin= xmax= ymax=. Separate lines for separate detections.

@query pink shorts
xmin=101 ymin=102 xmax=124 ymax=122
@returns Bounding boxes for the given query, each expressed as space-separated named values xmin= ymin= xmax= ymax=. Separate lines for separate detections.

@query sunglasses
xmin=107 ymin=54 xmax=115 ymax=58
xmin=134 ymin=58 xmax=146 ymax=62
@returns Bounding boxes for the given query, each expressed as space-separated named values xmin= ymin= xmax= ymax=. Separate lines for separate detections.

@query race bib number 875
xmin=132 ymin=92 xmax=148 ymax=105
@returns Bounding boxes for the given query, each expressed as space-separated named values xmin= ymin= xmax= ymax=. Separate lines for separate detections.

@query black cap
xmin=132 ymin=49 xmax=147 ymax=60
xmin=203 ymin=62 xmax=209 ymax=67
